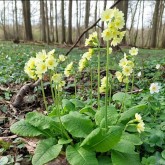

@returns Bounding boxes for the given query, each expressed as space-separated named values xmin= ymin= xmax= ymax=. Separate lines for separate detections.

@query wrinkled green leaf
xmin=26 ymin=112 xmax=61 ymax=134
xmin=10 ymin=120 xmax=44 ymax=137
xmin=58 ymin=138 xmax=72 ymax=145
xmin=66 ymin=145 xmax=98 ymax=165
xmin=81 ymin=126 xmax=122 ymax=152
xmin=111 ymin=151 xmax=141 ymax=165
xmin=70 ymin=99 xmax=85 ymax=109
xmin=95 ymin=105 xmax=119 ymax=126
xmin=119 ymin=104 xmax=147 ymax=123
xmin=112 ymin=92 xmax=131 ymax=106
xmin=62 ymin=99 xmax=75 ymax=112
xmin=61 ymin=111 xmax=93 ymax=138
xmin=32 ymin=138 xmax=62 ymax=165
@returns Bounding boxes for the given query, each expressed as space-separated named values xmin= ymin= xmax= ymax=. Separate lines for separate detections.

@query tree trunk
xmin=67 ymin=0 xmax=73 ymax=44
xmin=55 ymin=0 xmax=59 ymax=43
xmin=151 ymin=0 xmax=160 ymax=48
xmin=21 ymin=0 xmax=33 ymax=41
xmin=84 ymin=0 xmax=90 ymax=39
xmin=94 ymin=0 xmax=99 ymax=31
xmin=45 ymin=0 xmax=50 ymax=44
xmin=141 ymin=0 xmax=144 ymax=47
xmin=3 ymin=0 xmax=7 ymax=40
xmin=61 ymin=0 xmax=66 ymax=43
xmin=50 ymin=0 xmax=54 ymax=42
xmin=40 ymin=0 xmax=46 ymax=42
xmin=76 ymin=0 xmax=80 ymax=40
xmin=15 ymin=0 xmax=19 ymax=40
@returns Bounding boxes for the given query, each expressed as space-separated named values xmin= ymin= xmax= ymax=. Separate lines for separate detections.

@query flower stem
xmin=90 ymin=66 xmax=93 ymax=100
xmin=74 ymin=75 xmax=77 ymax=98
xmin=131 ymin=71 xmax=135 ymax=102
xmin=105 ymin=41 xmax=110 ymax=130
xmin=121 ymin=82 xmax=129 ymax=112
xmin=97 ymin=46 xmax=101 ymax=110
xmin=49 ymin=71 xmax=55 ymax=103
xmin=41 ymin=79 xmax=48 ymax=111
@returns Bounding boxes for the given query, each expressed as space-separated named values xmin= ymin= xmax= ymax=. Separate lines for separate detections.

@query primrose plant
xmin=11 ymin=8 xmax=147 ymax=165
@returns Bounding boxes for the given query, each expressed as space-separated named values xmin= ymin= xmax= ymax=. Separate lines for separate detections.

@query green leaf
xmin=112 ymin=139 xmax=135 ymax=154
xmin=61 ymin=111 xmax=93 ymax=138
xmin=10 ymin=120 xmax=44 ymax=137
xmin=66 ymin=145 xmax=98 ymax=165
xmin=32 ymin=138 xmax=62 ymax=165
xmin=26 ymin=112 xmax=61 ymax=134
xmin=81 ymin=126 xmax=123 ymax=152
xmin=162 ymin=150 xmax=165 ymax=159
xmin=119 ymin=104 xmax=147 ymax=123
xmin=58 ymin=138 xmax=72 ymax=145
xmin=112 ymin=92 xmax=131 ymax=106
xmin=121 ymin=132 xmax=142 ymax=145
xmin=98 ymin=156 xmax=112 ymax=165
xmin=70 ymin=99 xmax=85 ymax=109
xmin=62 ymin=99 xmax=75 ymax=112
xmin=111 ymin=151 xmax=141 ymax=165
xmin=95 ymin=105 xmax=119 ymax=126
xmin=80 ymin=106 xmax=96 ymax=118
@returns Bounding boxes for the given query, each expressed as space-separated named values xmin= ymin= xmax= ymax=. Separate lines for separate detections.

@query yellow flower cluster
xmin=101 ymin=8 xmax=125 ymax=46
xmin=99 ymin=76 xmax=107 ymax=93
xmin=85 ymin=32 xmax=98 ymax=47
xmin=24 ymin=49 xmax=58 ymax=80
xmin=78 ymin=49 xmax=94 ymax=72
xmin=135 ymin=113 xmax=145 ymax=133
xmin=64 ymin=62 xmax=73 ymax=77
xmin=116 ymin=47 xmax=138 ymax=83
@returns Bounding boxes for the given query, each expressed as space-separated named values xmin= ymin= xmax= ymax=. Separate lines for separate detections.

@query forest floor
xmin=0 ymin=41 xmax=165 ymax=165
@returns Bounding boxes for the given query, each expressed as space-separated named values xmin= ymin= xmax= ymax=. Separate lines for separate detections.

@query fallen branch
xmin=65 ymin=0 xmax=122 ymax=56
xmin=12 ymin=79 xmax=41 ymax=108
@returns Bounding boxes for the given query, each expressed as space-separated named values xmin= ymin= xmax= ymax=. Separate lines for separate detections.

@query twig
xmin=65 ymin=0 xmax=122 ymax=56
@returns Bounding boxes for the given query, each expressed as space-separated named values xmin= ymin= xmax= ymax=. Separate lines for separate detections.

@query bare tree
xmin=55 ymin=0 xmax=59 ymax=43
xmin=45 ymin=0 xmax=50 ymax=44
xmin=67 ymin=0 xmax=73 ymax=44
xmin=50 ymin=1 xmax=54 ymax=42
xmin=151 ymin=0 xmax=160 ymax=48
xmin=40 ymin=0 xmax=46 ymax=42
xmin=21 ymin=0 xmax=33 ymax=41
xmin=84 ymin=0 xmax=90 ymax=39
xmin=14 ymin=0 xmax=19 ymax=40
xmin=61 ymin=0 xmax=66 ymax=43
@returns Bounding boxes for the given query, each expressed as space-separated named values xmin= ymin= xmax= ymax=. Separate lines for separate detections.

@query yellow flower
xmin=111 ymin=37 xmax=121 ymax=46
xmin=51 ymin=73 xmax=62 ymax=84
xmin=88 ymin=48 xmax=94 ymax=55
xmin=127 ymin=60 xmax=134 ymax=68
xmin=85 ymin=32 xmax=98 ymax=46
xmin=135 ymin=113 xmax=142 ymax=123
xmin=102 ymin=29 xmax=112 ymax=41
xmin=46 ymin=56 xmax=58 ymax=70
xmin=59 ymin=55 xmax=66 ymax=62
xmin=82 ymin=52 xmax=92 ymax=61
xmin=122 ymin=66 xmax=133 ymax=76
xmin=47 ymin=49 xmax=55 ymax=56
xmin=123 ymin=77 xmax=129 ymax=83
xmin=36 ymin=62 xmax=47 ymax=75
xmin=101 ymin=9 xmax=114 ymax=22
xmin=129 ymin=47 xmax=138 ymax=56
xmin=119 ymin=58 xmax=128 ymax=67
xmin=78 ymin=58 xmax=88 ymax=72
xmin=26 ymin=57 xmax=36 ymax=69
xmin=64 ymin=62 xmax=73 ymax=77
xmin=36 ymin=50 xmax=47 ymax=61
xmin=99 ymin=86 xmax=106 ymax=93
xmin=137 ymin=122 xmax=145 ymax=133
xmin=115 ymin=71 xmax=123 ymax=82
xmin=114 ymin=18 xmax=125 ymax=29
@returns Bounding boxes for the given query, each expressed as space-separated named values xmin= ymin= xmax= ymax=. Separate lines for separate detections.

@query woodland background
xmin=0 ymin=0 xmax=164 ymax=48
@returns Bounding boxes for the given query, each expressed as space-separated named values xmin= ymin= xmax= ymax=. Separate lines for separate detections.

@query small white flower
xmin=156 ymin=64 xmax=161 ymax=69
xmin=135 ymin=113 xmax=142 ymax=122
xmin=137 ymin=122 xmax=145 ymax=133
xmin=137 ymin=71 xmax=141 ymax=77
xmin=149 ymin=83 xmax=161 ymax=94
